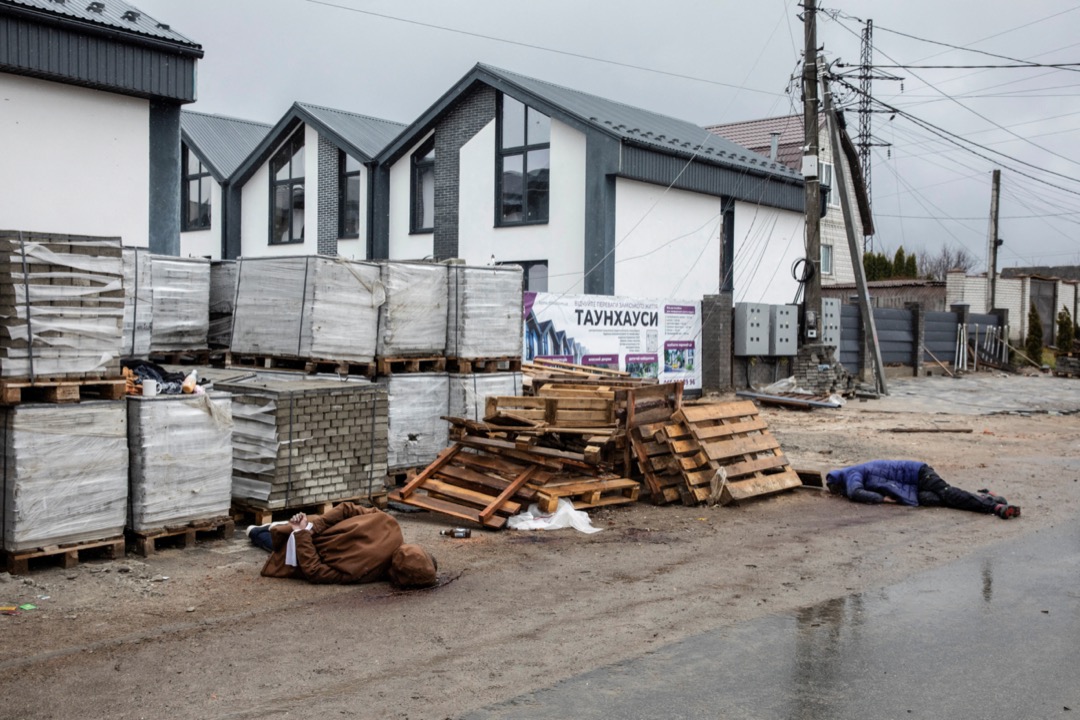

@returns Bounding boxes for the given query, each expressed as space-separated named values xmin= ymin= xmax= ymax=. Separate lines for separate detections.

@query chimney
xmin=769 ymin=132 xmax=781 ymax=162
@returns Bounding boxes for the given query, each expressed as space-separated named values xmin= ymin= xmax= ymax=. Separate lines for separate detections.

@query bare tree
xmin=917 ymin=245 xmax=977 ymax=281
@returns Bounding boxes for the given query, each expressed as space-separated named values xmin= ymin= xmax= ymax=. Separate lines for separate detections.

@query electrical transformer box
xmin=822 ymin=297 xmax=841 ymax=360
xmin=769 ymin=304 xmax=798 ymax=356
xmin=734 ymin=303 xmax=770 ymax=356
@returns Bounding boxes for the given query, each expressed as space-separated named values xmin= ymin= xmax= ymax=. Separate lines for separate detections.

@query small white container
xmin=142 ymin=379 xmax=158 ymax=397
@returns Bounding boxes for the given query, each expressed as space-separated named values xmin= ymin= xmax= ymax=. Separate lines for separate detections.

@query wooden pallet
xmin=3 ymin=536 xmax=125 ymax=575
xmin=631 ymin=418 xmax=704 ymax=505
xmin=0 ymin=377 xmax=126 ymax=404
xmin=376 ymin=355 xmax=447 ymax=376
xmin=485 ymin=395 xmax=615 ymax=427
xmin=535 ymin=476 xmax=640 ymax=512
xmin=445 ymin=356 xmax=523 ymax=374
xmin=225 ymin=352 xmax=376 ymax=378
xmin=231 ymin=494 xmax=387 ymax=526
xmin=674 ymin=401 xmax=802 ymax=505
xmin=129 ymin=516 xmax=236 ymax=557
xmin=148 ymin=349 xmax=223 ymax=367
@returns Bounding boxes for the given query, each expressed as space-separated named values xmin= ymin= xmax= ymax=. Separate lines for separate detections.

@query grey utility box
xmin=734 ymin=303 xmax=770 ymax=356
xmin=822 ymin=298 xmax=841 ymax=360
xmin=769 ymin=304 xmax=798 ymax=356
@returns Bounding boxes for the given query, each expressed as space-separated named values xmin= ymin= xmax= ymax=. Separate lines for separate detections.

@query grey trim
xmin=223 ymin=185 xmax=242 ymax=259
xmin=0 ymin=13 xmax=198 ymax=102
xmin=148 ymin=101 xmax=180 ymax=255
xmin=618 ymin=145 xmax=804 ymax=212
xmin=583 ymin=131 xmax=619 ymax=295
xmin=370 ymin=165 xmax=390 ymax=259
xmin=721 ymin=201 xmax=735 ymax=293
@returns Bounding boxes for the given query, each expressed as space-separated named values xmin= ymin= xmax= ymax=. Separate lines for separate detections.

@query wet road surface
xmin=466 ymin=518 xmax=1080 ymax=719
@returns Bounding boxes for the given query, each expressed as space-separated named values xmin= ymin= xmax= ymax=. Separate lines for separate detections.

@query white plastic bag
xmin=507 ymin=498 xmax=602 ymax=534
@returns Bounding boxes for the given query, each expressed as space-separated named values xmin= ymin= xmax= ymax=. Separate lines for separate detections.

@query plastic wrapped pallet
xmin=448 ymin=372 xmax=523 ymax=421
xmin=209 ymin=260 xmax=238 ymax=349
xmin=122 ymin=247 xmax=153 ymax=358
xmin=0 ymin=231 xmax=125 ymax=379
xmin=216 ymin=376 xmax=387 ymax=508
xmin=230 ymin=256 xmax=380 ymax=363
xmin=377 ymin=261 xmax=447 ymax=357
xmin=127 ymin=393 xmax=234 ymax=532
xmin=150 ymin=255 xmax=210 ymax=352
xmin=446 ymin=263 xmax=524 ymax=359
xmin=380 ymin=373 xmax=449 ymax=469
xmin=1 ymin=401 xmax=128 ymax=552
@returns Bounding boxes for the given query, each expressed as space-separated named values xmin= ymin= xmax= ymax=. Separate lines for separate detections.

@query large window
xmin=270 ymin=130 xmax=305 ymax=245
xmin=821 ymin=162 xmax=840 ymax=208
xmin=339 ymin=151 xmax=361 ymax=238
xmin=497 ymin=95 xmax=550 ymax=225
xmin=182 ymin=145 xmax=211 ymax=231
xmin=821 ymin=244 xmax=834 ymax=276
xmin=411 ymin=138 xmax=435 ymax=233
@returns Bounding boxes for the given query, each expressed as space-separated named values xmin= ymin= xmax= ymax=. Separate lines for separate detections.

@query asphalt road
xmin=466 ymin=517 xmax=1080 ymax=720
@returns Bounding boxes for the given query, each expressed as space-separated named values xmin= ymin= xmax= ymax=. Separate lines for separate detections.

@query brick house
xmin=373 ymin=63 xmax=806 ymax=302
xmin=0 ymin=0 xmax=201 ymax=253
xmin=228 ymin=102 xmax=404 ymax=259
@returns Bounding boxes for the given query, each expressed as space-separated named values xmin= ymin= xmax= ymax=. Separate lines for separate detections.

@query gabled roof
xmin=0 ymin=0 xmax=200 ymax=51
xmin=231 ymin=102 xmax=406 ymax=185
xmin=706 ymin=114 xmax=812 ymax=172
xmin=377 ymin=63 xmax=802 ymax=183
xmin=181 ymin=111 xmax=272 ymax=183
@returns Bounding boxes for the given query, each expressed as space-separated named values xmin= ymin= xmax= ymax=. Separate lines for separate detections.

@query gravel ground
xmin=2 ymin=372 xmax=1079 ymax=720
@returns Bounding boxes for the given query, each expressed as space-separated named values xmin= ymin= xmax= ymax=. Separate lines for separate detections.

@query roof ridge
xmin=181 ymin=109 xmax=273 ymax=128
xmin=295 ymin=101 xmax=405 ymax=127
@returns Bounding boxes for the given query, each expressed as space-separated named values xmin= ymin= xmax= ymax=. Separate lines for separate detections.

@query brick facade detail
xmin=433 ymin=85 xmax=496 ymax=260
xmin=317 ymin=134 xmax=339 ymax=256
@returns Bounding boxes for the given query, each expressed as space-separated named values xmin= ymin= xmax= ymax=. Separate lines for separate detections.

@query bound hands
xmin=289 ymin=512 xmax=308 ymax=532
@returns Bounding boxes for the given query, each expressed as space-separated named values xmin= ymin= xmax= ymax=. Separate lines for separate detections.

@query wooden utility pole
xmin=802 ymin=0 xmax=822 ymax=343
xmin=822 ymin=76 xmax=888 ymax=395
xmin=987 ymin=169 xmax=1002 ymax=311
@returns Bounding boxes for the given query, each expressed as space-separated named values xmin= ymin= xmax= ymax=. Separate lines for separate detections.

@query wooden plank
xmin=687 ymin=417 xmax=769 ymax=440
xmin=720 ymin=453 xmax=791 ymax=479
xmin=719 ymin=470 xmax=802 ymax=505
xmin=398 ymin=444 xmax=463 ymax=498
xmin=386 ymin=490 xmax=506 ymax=528
xmin=422 ymin=478 xmax=522 ymax=516
xmin=678 ymin=400 xmax=759 ymax=423
xmin=700 ymin=433 xmax=782 ymax=461
xmin=479 ymin=465 xmax=540 ymax=522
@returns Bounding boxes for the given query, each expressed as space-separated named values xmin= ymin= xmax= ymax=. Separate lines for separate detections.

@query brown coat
xmin=260 ymin=503 xmax=403 ymax=584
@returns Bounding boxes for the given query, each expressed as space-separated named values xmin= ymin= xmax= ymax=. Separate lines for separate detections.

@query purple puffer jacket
xmin=825 ymin=460 xmax=926 ymax=506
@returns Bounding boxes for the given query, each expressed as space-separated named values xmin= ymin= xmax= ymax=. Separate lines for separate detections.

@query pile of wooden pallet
xmin=631 ymin=399 xmax=801 ymax=506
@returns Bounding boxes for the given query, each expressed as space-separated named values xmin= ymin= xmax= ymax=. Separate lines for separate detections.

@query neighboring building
xmin=229 ymin=102 xmax=404 ymax=260
xmin=707 ymin=112 xmax=873 ymax=288
xmin=0 ymin=0 xmax=201 ymax=253
xmin=822 ymin=278 xmax=946 ymax=311
xmin=950 ymin=270 xmax=1079 ymax=343
xmin=179 ymin=111 xmax=271 ymax=258
xmin=374 ymin=63 xmax=806 ymax=301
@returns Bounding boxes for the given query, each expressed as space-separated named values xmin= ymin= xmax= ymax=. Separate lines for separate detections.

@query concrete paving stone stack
xmin=208 ymin=260 xmax=238 ymax=349
xmin=448 ymin=372 xmax=524 ymax=421
xmin=1 ymin=401 xmax=128 ymax=552
xmin=121 ymin=247 xmax=152 ymax=359
xmin=230 ymin=256 xmax=380 ymax=363
xmin=0 ymin=231 xmax=125 ymax=379
xmin=377 ymin=261 xmax=448 ymax=357
xmin=150 ymin=255 xmax=210 ymax=353
xmin=446 ymin=263 xmax=524 ymax=359
xmin=379 ymin=372 xmax=450 ymax=470
xmin=217 ymin=376 xmax=387 ymax=509
xmin=127 ymin=393 xmax=234 ymax=532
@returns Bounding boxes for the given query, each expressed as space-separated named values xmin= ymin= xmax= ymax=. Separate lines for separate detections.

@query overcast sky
xmin=136 ymin=0 xmax=1080 ymax=272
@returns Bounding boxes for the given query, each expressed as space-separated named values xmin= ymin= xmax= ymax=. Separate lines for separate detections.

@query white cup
xmin=142 ymin=379 xmax=158 ymax=397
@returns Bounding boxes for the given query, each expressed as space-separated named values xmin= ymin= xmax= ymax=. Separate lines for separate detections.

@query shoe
xmin=978 ymin=489 xmax=1008 ymax=505
xmin=994 ymin=504 xmax=1021 ymax=519
xmin=245 ymin=520 xmax=288 ymax=538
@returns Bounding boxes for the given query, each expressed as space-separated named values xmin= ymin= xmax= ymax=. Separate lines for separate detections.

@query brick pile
xmin=793 ymin=342 xmax=850 ymax=395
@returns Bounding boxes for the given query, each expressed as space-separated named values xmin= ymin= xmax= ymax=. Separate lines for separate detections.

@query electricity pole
xmin=802 ymin=0 xmax=822 ymax=343
xmin=987 ymin=169 xmax=1002 ymax=311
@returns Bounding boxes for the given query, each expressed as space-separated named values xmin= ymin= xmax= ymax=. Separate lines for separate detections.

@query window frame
xmin=338 ymin=150 xmax=362 ymax=239
xmin=821 ymin=161 xmax=841 ymax=208
xmin=410 ymin=137 xmax=435 ymax=234
xmin=268 ymin=129 xmax=306 ymax=246
xmin=820 ymin=243 xmax=834 ymax=276
xmin=495 ymin=93 xmax=551 ymax=227
xmin=501 ymin=260 xmax=548 ymax=292
xmin=181 ymin=144 xmax=212 ymax=232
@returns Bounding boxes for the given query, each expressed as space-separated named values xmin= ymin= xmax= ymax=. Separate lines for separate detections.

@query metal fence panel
xmin=840 ymin=304 xmax=861 ymax=373
xmin=874 ymin=307 xmax=914 ymax=365
xmin=924 ymin=311 xmax=959 ymax=364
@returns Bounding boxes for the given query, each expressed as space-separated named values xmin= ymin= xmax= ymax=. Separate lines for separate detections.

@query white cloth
xmin=284 ymin=522 xmax=314 ymax=566
xmin=507 ymin=498 xmax=602 ymax=534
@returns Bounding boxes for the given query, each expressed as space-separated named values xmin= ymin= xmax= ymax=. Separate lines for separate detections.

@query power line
xmin=839 ymin=61 xmax=1080 ymax=71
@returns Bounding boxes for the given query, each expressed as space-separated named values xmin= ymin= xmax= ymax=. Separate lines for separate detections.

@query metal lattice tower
xmin=858 ymin=19 xmax=874 ymax=253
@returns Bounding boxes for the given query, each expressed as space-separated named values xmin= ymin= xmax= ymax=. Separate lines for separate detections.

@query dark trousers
xmin=251 ymin=526 xmax=273 ymax=552
xmin=917 ymin=464 xmax=996 ymax=514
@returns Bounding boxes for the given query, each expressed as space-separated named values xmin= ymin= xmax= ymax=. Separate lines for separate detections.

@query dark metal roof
xmin=181 ymin=111 xmax=272 ymax=183
xmin=231 ymin=102 xmax=406 ymax=185
xmin=0 ymin=0 xmax=200 ymax=50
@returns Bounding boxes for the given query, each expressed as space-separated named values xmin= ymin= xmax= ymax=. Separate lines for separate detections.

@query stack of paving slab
xmin=1 ymin=401 xmax=129 ymax=553
xmin=0 ymin=231 xmax=125 ymax=379
xmin=229 ymin=256 xmax=380 ymax=364
xmin=121 ymin=249 xmax=211 ymax=357
xmin=379 ymin=373 xmax=450 ymax=470
xmin=217 ymin=375 xmax=387 ymax=509
xmin=448 ymin=372 xmax=524 ymax=421
xmin=377 ymin=261 xmax=447 ymax=357
xmin=446 ymin=263 xmax=523 ymax=360
xmin=126 ymin=392 xmax=234 ymax=532
xmin=208 ymin=260 xmax=238 ymax=349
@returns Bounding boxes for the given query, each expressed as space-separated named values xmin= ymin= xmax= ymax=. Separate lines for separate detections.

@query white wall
xmin=732 ymin=201 xmax=805 ymax=305
xmin=239 ymin=124 xmax=320 ymax=257
xmin=457 ymin=118 xmax=587 ymax=294
xmin=613 ymin=179 xmax=722 ymax=299
xmin=179 ymin=181 xmax=221 ymax=259
xmin=388 ymin=131 xmax=435 ymax=260
xmin=1 ymin=73 xmax=149 ymax=246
